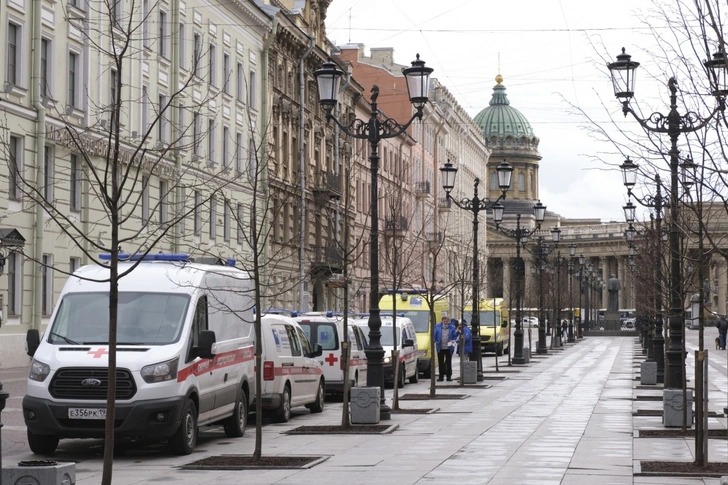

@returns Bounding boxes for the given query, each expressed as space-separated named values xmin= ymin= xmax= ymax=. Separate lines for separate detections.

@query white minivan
xmin=23 ymin=254 xmax=255 ymax=455
xmin=258 ymin=314 xmax=325 ymax=422
xmin=354 ymin=316 xmax=418 ymax=387
xmin=294 ymin=312 xmax=368 ymax=395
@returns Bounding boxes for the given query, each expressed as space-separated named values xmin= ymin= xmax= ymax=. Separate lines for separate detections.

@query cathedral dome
xmin=473 ymin=75 xmax=536 ymax=141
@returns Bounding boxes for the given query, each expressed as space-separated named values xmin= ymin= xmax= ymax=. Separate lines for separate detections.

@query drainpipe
xmin=298 ymin=36 xmax=315 ymax=312
xmin=259 ymin=15 xmax=278 ymax=310
xmin=171 ymin=0 xmax=181 ymax=252
xmin=31 ymin=0 xmax=46 ymax=330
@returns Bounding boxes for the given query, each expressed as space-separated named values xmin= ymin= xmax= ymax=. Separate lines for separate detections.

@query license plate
xmin=68 ymin=407 xmax=106 ymax=419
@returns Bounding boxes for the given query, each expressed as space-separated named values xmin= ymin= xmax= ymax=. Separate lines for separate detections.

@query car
xmin=353 ymin=316 xmax=419 ymax=388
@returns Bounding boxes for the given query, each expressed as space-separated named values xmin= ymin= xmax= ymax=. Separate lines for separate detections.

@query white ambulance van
xmin=23 ymin=254 xmax=255 ymax=455
xmin=353 ymin=315 xmax=418 ymax=387
xmin=294 ymin=312 xmax=368 ymax=395
xmin=258 ymin=314 xmax=325 ymax=422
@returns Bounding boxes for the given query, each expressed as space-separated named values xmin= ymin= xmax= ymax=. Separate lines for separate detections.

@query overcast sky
xmin=324 ymin=0 xmax=664 ymax=223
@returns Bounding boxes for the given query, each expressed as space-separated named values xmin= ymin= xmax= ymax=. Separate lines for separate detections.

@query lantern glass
xmin=607 ymin=48 xmax=640 ymax=100
xmin=623 ymin=201 xmax=636 ymax=223
xmin=681 ymin=157 xmax=697 ymax=189
xmin=551 ymin=226 xmax=561 ymax=243
xmin=578 ymin=254 xmax=585 ymax=265
xmin=313 ymin=59 xmax=344 ymax=108
xmin=705 ymin=51 xmax=728 ymax=97
xmin=496 ymin=160 xmax=513 ymax=192
xmin=569 ymin=243 xmax=577 ymax=257
xmin=493 ymin=202 xmax=504 ymax=224
xmin=620 ymin=157 xmax=638 ymax=189
xmin=439 ymin=160 xmax=457 ymax=193
xmin=533 ymin=200 xmax=547 ymax=224
xmin=402 ymin=54 xmax=434 ymax=109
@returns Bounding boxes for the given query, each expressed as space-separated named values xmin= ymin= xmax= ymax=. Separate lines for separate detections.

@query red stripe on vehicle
xmin=177 ymin=345 xmax=254 ymax=382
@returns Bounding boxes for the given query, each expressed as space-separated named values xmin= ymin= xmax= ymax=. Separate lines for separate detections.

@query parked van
xmin=353 ymin=315 xmax=418 ymax=387
xmin=379 ymin=291 xmax=448 ymax=378
xmin=464 ymin=298 xmax=510 ymax=356
xmin=294 ymin=312 xmax=368 ymax=395
xmin=23 ymin=254 xmax=255 ymax=456
xmin=257 ymin=314 xmax=324 ymax=422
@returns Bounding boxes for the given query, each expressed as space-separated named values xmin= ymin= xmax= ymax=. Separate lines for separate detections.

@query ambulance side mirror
xmin=309 ymin=343 xmax=323 ymax=358
xmin=195 ymin=330 xmax=216 ymax=360
xmin=26 ymin=329 xmax=40 ymax=357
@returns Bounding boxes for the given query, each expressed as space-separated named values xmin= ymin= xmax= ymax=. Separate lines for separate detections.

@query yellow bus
xmin=464 ymin=298 xmax=510 ymax=356
xmin=379 ymin=291 xmax=449 ymax=378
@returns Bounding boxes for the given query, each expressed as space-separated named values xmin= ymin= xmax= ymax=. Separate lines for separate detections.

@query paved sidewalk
xmin=2 ymin=335 xmax=728 ymax=484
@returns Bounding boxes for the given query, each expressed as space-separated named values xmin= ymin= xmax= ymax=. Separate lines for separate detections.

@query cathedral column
xmin=717 ymin=255 xmax=728 ymax=316
xmin=601 ymin=257 xmax=609 ymax=311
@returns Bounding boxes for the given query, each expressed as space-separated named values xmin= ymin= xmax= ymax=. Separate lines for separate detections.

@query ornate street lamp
xmin=619 ymin=158 xmax=666 ymax=383
xmin=315 ymin=54 xmax=433 ymax=419
xmin=567 ymin=243 xmax=577 ymax=342
xmin=533 ymin=227 xmax=561 ymax=354
xmin=493 ymin=202 xmax=547 ymax=364
xmin=578 ymin=254 xmax=586 ymax=338
xmin=608 ymin=47 xmax=726 ymax=395
xmin=440 ymin=159 xmax=513 ymax=380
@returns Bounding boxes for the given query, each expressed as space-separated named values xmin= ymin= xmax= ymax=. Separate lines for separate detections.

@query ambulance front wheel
xmin=27 ymin=430 xmax=59 ymax=455
xmin=223 ymin=386 xmax=248 ymax=438
xmin=169 ymin=399 xmax=198 ymax=455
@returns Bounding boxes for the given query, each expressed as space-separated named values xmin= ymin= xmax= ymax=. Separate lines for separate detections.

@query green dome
xmin=474 ymin=77 xmax=536 ymax=140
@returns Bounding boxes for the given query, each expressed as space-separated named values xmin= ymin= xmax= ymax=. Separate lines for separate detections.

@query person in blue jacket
xmin=456 ymin=319 xmax=473 ymax=361
xmin=434 ymin=316 xmax=457 ymax=381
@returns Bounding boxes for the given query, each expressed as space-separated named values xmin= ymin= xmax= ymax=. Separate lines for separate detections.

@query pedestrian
xmin=434 ymin=316 xmax=457 ymax=381
xmin=718 ymin=315 xmax=728 ymax=350
xmin=561 ymin=320 xmax=568 ymax=339
xmin=456 ymin=320 xmax=472 ymax=361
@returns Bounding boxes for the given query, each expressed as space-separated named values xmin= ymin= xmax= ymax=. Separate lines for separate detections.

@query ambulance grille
xmin=49 ymin=367 xmax=137 ymax=400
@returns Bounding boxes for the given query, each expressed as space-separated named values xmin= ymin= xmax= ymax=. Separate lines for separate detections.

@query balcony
xmin=438 ymin=197 xmax=451 ymax=212
xmin=415 ymin=181 xmax=431 ymax=198
xmin=312 ymin=171 xmax=342 ymax=202
xmin=384 ymin=216 xmax=408 ymax=239
xmin=426 ymin=231 xmax=443 ymax=251
xmin=311 ymin=242 xmax=344 ymax=276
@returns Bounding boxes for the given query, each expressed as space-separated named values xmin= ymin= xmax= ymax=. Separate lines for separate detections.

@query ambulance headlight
xmin=141 ymin=357 xmax=179 ymax=383
xmin=418 ymin=350 xmax=426 ymax=358
xmin=29 ymin=359 xmax=51 ymax=382
xmin=383 ymin=356 xmax=391 ymax=365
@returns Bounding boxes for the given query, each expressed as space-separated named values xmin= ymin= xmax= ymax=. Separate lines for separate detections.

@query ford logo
xmin=81 ymin=378 xmax=102 ymax=387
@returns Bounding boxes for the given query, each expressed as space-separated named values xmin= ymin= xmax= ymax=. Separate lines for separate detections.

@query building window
xmin=237 ymin=203 xmax=244 ymax=244
xmin=142 ymin=0 xmax=150 ymax=48
xmin=70 ymin=154 xmax=81 ymax=212
xmin=207 ymin=119 xmax=215 ymax=162
xmin=518 ymin=172 xmax=525 ymax=191
xmin=223 ymin=53 xmax=230 ymax=95
xmin=8 ymin=135 xmax=22 ymax=201
xmin=223 ymin=201 xmax=230 ymax=242
xmin=192 ymin=112 xmax=201 ymax=157
xmin=222 ymin=126 xmax=230 ymax=170
xmin=490 ymin=172 xmax=498 ymax=191
xmin=68 ymin=52 xmax=79 ymax=109
xmin=158 ymin=94 xmax=167 ymax=143
xmin=109 ymin=68 xmax=118 ymax=127
xmin=42 ymin=254 xmax=53 ymax=315
xmin=141 ymin=176 xmax=149 ymax=224
xmin=247 ymin=135 xmax=256 ymax=178
xmin=159 ymin=11 xmax=168 ymax=59
xmin=159 ymin=179 xmax=168 ymax=225
xmin=141 ymin=85 xmax=149 ymax=134
xmin=209 ymin=196 xmax=217 ymax=239
xmin=40 ymin=38 xmax=50 ymax=99
xmin=70 ymin=257 xmax=81 ymax=274
xmin=236 ymin=132 xmax=243 ymax=173
xmin=7 ymin=23 xmax=20 ymax=87
xmin=178 ymin=23 xmax=185 ymax=69
xmin=236 ymin=62 xmax=244 ymax=101
xmin=44 ymin=145 xmax=54 ymax=203
xmin=208 ymin=44 xmax=216 ymax=87
xmin=193 ymin=33 xmax=202 ymax=78
xmin=7 ymin=253 xmax=20 ymax=316
xmin=249 ymin=70 xmax=256 ymax=106
xmin=193 ymin=190 xmax=201 ymax=235
xmin=111 ymin=0 xmax=122 ymax=28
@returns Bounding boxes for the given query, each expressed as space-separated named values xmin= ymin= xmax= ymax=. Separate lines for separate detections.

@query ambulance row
xmin=19 ymin=255 xmax=429 ymax=457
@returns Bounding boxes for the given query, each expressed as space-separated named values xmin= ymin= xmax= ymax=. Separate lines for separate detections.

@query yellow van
xmin=379 ymin=291 xmax=449 ymax=378
xmin=464 ymin=298 xmax=510 ymax=356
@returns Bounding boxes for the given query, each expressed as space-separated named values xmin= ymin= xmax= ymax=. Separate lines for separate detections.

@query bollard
xmin=0 ymin=382 xmax=8 ymax=485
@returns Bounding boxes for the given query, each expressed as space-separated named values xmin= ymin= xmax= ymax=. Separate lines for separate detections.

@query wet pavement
xmin=1 ymin=330 xmax=728 ymax=484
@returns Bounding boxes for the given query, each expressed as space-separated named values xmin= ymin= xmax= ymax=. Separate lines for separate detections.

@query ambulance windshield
xmin=48 ymin=292 xmax=190 ymax=345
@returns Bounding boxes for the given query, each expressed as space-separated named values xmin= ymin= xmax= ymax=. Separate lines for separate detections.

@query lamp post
xmin=533 ymin=228 xmax=561 ymax=354
xmin=440 ymin=159 xmax=513 ymax=381
xmin=621 ymin=160 xmax=666 ymax=382
xmin=577 ymin=254 xmax=585 ymax=338
xmin=493 ymin=202 xmax=547 ymax=364
xmin=567 ymin=243 xmax=577 ymax=342
xmin=315 ymin=55 xmax=433 ymax=419
xmin=607 ymin=48 xmax=726 ymax=390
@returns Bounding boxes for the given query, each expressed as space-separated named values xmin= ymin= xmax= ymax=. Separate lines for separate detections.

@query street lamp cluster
xmin=314 ymin=54 xmax=434 ymax=419
xmin=607 ymin=47 xmax=726 ymax=392
xmin=439 ymin=159 xmax=513 ymax=381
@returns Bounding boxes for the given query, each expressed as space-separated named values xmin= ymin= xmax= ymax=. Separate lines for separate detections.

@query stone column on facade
xmin=618 ymin=256 xmax=627 ymax=309
xmin=601 ymin=257 xmax=609 ymax=313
